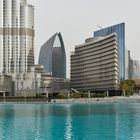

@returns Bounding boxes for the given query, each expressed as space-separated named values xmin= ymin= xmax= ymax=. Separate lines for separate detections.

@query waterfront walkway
xmin=1 ymin=96 xmax=140 ymax=103
xmin=52 ymin=96 xmax=140 ymax=104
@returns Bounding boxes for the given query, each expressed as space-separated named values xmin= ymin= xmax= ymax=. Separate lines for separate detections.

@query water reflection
xmin=0 ymin=103 xmax=140 ymax=139
xmin=64 ymin=105 xmax=72 ymax=140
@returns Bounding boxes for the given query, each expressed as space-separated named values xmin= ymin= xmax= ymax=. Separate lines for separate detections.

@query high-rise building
xmin=94 ymin=23 xmax=125 ymax=80
xmin=39 ymin=32 xmax=66 ymax=78
xmin=71 ymin=33 xmax=119 ymax=92
xmin=128 ymin=50 xmax=133 ymax=80
xmin=125 ymin=49 xmax=129 ymax=80
xmin=132 ymin=60 xmax=140 ymax=79
xmin=0 ymin=0 xmax=34 ymax=74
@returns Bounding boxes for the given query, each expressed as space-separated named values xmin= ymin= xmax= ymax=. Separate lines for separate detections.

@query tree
xmin=119 ymin=80 xmax=136 ymax=95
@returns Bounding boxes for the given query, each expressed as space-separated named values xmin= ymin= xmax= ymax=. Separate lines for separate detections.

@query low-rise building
xmin=12 ymin=65 xmax=69 ymax=97
xmin=0 ymin=75 xmax=13 ymax=96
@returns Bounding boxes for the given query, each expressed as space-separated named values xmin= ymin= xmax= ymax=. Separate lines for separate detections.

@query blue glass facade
xmin=94 ymin=23 xmax=125 ymax=80
xmin=39 ymin=32 xmax=66 ymax=78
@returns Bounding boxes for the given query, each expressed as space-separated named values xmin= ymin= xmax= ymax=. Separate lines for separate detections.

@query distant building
xmin=71 ymin=33 xmax=119 ymax=93
xmin=128 ymin=50 xmax=133 ymax=80
xmin=39 ymin=32 xmax=66 ymax=78
xmin=134 ymin=79 xmax=140 ymax=86
xmin=94 ymin=23 xmax=125 ymax=80
xmin=132 ymin=60 xmax=140 ymax=79
xmin=125 ymin=49 xmax=129 ymax=80
xmin=0 ymin=0 xmax=35 ymax=74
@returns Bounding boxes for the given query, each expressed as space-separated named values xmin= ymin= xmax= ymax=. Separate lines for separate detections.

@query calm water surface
xmin=0 ymin=103 xmax=140 ymax=140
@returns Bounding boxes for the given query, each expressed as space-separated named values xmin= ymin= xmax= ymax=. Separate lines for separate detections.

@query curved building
xmin=71 ymin=33 xmax=119 ymax=92
xmin=39 ymin=32 xmax=66 ymax=78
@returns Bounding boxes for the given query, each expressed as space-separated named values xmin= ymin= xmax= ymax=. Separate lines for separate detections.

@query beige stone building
xmin=0 ymin=74 xmax=13 ymax=96
xmin=71 ymin=33 xmax=119 ymax=92
xmin=13 ymin=65 xmax=69 ymax=97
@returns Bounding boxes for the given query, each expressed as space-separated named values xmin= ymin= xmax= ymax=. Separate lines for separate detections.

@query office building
xmin=128 ymin=50 xmax=133 ymax=80
xmin=132 ymin=60 xmax=140 ymax=79
xmin=39 ymin=32 xmax=66 ymax=78
xmin=125 ymin=49 xmax=129 ymax=80
xmin=71 ymin=33 xmax=119 ymax=93
xmin=0 ymin=0 xmax=34 ymax=74
xmin=94 ymin=23 xmax=125 ymax=80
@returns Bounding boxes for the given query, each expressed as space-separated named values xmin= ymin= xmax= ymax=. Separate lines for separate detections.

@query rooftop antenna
xmin=97 ymin=25 xmax=103 ymax=30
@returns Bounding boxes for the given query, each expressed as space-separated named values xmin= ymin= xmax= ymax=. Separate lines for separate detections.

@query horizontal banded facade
xmin=71 ymin=33 xmax=119 ymax=92
xmin=0 ymin=28 xmax=34 ymax=36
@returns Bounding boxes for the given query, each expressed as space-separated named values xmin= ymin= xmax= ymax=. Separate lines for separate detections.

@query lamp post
xmin=88 ymin=91 xmax=91 ymax=98
xmin=67 ymin=90 xmax=70 ymax=98
xmin=45 ymin=84 xmax=49 ymax=98
xmin=106 ymin=90 xmax=109 ymax=97
xmin=44 ymin=81 xmax=51 ymax=98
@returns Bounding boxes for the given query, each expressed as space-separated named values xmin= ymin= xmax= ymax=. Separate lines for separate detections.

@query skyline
xmin=28 ymin=0 xmax=140 ymax=77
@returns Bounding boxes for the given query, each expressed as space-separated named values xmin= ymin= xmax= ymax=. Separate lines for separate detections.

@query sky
xmin=28 ymin=0 xmax=140 ymax=78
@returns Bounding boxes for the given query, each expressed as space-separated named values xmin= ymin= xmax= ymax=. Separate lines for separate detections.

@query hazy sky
xmin=28 ymin=0 xmax=140 ymax=77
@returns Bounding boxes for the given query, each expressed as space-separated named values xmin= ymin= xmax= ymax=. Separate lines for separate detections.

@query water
xmin=0 ymin=103 xmax=140 ymax=140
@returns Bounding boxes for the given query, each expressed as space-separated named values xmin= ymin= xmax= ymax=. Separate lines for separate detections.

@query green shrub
xmin=126 ymin=92 xmax=133 ymax=96
xmin=81 ymin=93 xmax=88 ymax=98
xmin=71 ymin=93 xmax=81 ymax=98
xmin=57 ymin=92 xmax=68 ymax=99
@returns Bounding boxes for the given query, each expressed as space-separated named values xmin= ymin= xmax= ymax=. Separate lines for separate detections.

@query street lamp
xmin=44 ymin=81 xmax=51 ymax=98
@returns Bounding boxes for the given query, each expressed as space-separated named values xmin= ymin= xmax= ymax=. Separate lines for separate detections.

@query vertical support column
xmin=3 ymin=92 xmax=6 ymax=103
xmin=3 ymin=92 xmax=5 ymax=98
xmin=88 ymin=91 xmax=91 ymax=98
xmin=46 ymin=90 xmax=49 ymax=98
xmin=123 ymin=90 xmax=125 ymax=96
xmin=107 ymin=91 xmax=109 ymax=97
xmin=24 ymin=91 xmax=27 ymax=98
xmin=67 ymin=91 xmax=70 ymax=98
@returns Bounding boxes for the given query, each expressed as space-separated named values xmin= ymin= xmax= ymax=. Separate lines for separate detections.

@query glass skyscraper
xmin=94 ymin=23 xmax=125 ymax=80
xmin=39 ymin=32 xmax=66 ymax=78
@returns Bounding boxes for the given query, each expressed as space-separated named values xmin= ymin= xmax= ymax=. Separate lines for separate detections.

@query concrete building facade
xmin=0 ymin=0 xmax=34 ymax=74
xmin=0 ymin=74 xmax=13 ymax=96
xmin=71 ymin=33 xmax=119 ymax=92
xmin=13 ymin=65 xmax=69 ymax=97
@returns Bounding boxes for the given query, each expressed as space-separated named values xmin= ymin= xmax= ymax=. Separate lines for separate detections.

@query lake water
xmin=0 ymin=103 xmax=140 ymax=140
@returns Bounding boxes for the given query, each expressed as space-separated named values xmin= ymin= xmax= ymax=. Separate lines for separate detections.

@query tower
xmin=94 ymin=23 xmax=125 ymax=80
xmin=0 ymin=0 xmax=34 ymax=74
xmin=39 ymin=32 xmax=66 ymax=78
